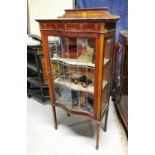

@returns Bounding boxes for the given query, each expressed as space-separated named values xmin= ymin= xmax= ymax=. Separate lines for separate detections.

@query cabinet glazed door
xmin=47 ymin=36 xmax=97 ymax=114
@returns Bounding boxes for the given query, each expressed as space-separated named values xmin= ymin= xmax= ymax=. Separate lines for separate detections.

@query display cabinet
xmin=37 ymin=8 xmax=119 ymax=149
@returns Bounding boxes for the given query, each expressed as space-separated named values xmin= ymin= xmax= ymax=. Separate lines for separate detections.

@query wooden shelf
xmin=51 ymin=57 xmax=109 ymax=68
xmin=56 ymin=96 xmax=94 ymax=113
xmin=54 ymin=77 xmax=108 ymax=94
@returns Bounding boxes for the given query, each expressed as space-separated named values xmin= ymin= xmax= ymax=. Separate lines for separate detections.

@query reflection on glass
xmin=77 ymin=38 xmax=95 ymax=63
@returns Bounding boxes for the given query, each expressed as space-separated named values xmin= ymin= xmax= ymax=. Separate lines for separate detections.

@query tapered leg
xmin=96 ymin=122 xmax=100 ymax=150
xmin=104 ymin=107 xmax=109 ymax=132
xmin=52 ymin=105 xmax=58 ymax=130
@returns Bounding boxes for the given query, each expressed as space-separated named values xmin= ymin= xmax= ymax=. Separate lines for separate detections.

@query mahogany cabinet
xmin=113 ymin=31 xmax=128 ymax=132
xmin=37 ymin=8 xmax=119 ymax=149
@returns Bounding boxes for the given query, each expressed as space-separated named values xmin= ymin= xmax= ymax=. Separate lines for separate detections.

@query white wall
xmin=28 ymin=0 xmax=73 ymax=36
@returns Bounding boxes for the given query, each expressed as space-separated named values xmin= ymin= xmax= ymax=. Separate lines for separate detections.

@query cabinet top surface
xmin=36 ymin=7 xmax=120 ymax=23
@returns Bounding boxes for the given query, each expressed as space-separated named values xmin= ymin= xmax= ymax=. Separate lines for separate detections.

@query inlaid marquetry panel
xmin=58 ymin=8 xmax=119 ymax=20
xmin=60 ymin=9 xmax=111 ymax=18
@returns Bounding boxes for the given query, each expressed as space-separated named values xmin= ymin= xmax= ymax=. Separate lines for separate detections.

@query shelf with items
xmin=54 ymin=77 xmax=94 ymax=94
xmin=50 ymin=37 xmax=96 ymax=63
xmin=55 ymin=89 xmax=94 ymax=113
xmin=54 ymin=76 xmax=108 ymax=94
xmin=51 ymin=57 xmax=110 ymax=68
xmin=51 ymin=57 xmax=95 ymax=68
xmin=49 ymin=36 xmax=110 ymax=114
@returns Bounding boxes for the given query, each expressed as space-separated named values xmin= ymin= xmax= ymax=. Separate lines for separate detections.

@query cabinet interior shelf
xmin=51 ymin=57 xmax=109 ymax=68
xmin=54 ymin=77 xmax=108 ymax=94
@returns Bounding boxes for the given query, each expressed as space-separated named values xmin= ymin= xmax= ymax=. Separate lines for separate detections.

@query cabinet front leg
xmin=52 ymin=105 xmax=58 ymax=130
xmin=96 ymin=122 xmax=100 ymax=150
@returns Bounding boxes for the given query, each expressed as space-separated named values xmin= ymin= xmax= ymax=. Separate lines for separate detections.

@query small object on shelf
xmin=69 ymin=67 xmax=94 ymax=88
xmin=71 ymin=74 xmax=92 ymax=88
xmin=79 ymin=75 xmax=92 ymax=88
xmin=71 ymin=74 xmax=80 ymax=84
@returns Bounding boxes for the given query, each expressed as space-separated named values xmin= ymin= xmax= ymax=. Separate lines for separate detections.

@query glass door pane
xmin=48 ymin=36 xmax=96 ymax=114
xmin=101 ymin=37 xmax=114 ymax=113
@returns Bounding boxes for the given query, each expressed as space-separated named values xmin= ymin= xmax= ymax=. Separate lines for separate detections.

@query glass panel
xmin=77 ymin=38 xmax=95 ymax=64
xmin=116 ymin=42 xmax=123 ymax=98
xmin=101 ymin=38 xmax=113 ymax=113
xmin=77 ymin=38 xmax=95 ymax=113
xmin=48 ymin=36 xmax=96 ymax=114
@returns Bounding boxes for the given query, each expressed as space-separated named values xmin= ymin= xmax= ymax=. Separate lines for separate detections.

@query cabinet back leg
xmin=52 ymin=106 xmax=58 ymax=129
xmin=104 ymin=107 xmax=109 ymax=132
xmin=96 ymin=122 xmax=100 ymax=150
